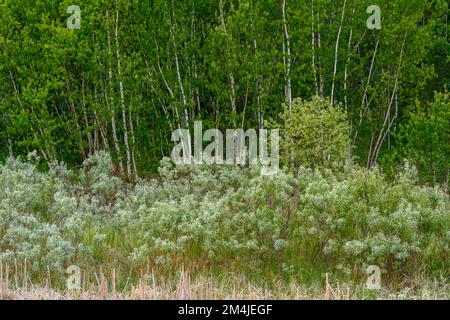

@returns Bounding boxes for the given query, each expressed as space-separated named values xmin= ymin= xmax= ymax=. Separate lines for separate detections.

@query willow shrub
xmin=0 ymin=152 xmax=448 ymax=286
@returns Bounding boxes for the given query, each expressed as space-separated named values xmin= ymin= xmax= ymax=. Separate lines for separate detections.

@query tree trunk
xmin=331 ymin=0 xmax=346 ymax=107
xmin=169 ymin=16 xmax=189 ymax=125
xmin=281 ymin=0 xmax=292 ymax=110
xmin=115 ymin=9 xmax=132 ymax=178
xmin=106 ymin=9 xmax=123 ymax=174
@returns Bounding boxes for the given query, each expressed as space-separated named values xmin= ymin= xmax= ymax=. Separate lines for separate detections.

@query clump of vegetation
xmin=277 ymin=96 xmax=352 ymax=169
xmin=382 ymin=92 xmax=449 ymax=187
xmin=0 ymin=152 xmax=448 ymax=296
xmin=0 ymin=0 xmax=448 ymax=300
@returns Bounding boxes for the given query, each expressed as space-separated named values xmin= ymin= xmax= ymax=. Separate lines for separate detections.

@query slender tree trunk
xmin=191 ymin=10 xmax=201 ymax=116
xmin=331 ymin=0 xmax=346 ymax=107
xmin=115 ymin=9 xmax=132 ymax=178
xmin=360 ymin=40 xmax=379 ymax=125
xmin=6 ymin=138 xmax=13 ymax=158
xmin=369 ymin=36 xmax=406 ymax=168
xmin=65 ymin=80 xmax=86 ymax=159
xmin=128 ymin=97 xmax=138 ymax=178
xmin=154 ymin=33 xmax=188 ymax=161
xmin=92 ymin=31 xmax=109 ymax=153
xmin=169 ymin=17 xmax=189 ymax=125
xmin=344 ymin=9 xmax=355 ymax=112
xmin=144 ymin=57 xmax=174 ymax=131
xmin=93 ymin=82 xmax=110 ymax=151
xmin=241 ymin=82 xmax=249 ymax=129
xmin=281 ymin=0 xmax=292 ymax=110
xmin=153 ymin=39 xmax=183 ymax=130
xmin=252 ymin=38 xmax=264 ymax=129
xmin=81 ymin=74 xmax=93 ymax=156
xmin=106 ymin=9 xmax=123 ymax=174
xmin=354 ymin=39 xmax=379 ymax=143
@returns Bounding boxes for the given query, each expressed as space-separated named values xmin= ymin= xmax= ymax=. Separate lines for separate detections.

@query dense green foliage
xmin=0 ymin=153 xmax=448 ymax=290
xmin=0 ymin=0 xmax=448 ymax=185
xmin=382 ymin=92 xmax=449 ymax=186
xmin=277 ymin=96 xmax=351 ymax=169
xmin=0 ymin=0 xmax=448 ymax=298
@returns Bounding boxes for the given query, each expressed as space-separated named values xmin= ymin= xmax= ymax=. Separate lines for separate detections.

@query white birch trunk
xmin=115 ymin=9 xmax=132 ymax=178
xmin=106 ymin=9 xmax=123 ymax=174
xmin=331 ymin=0 xmax=346 ymax=107
xmin=282 ymin=0 xmax=292 ymax=110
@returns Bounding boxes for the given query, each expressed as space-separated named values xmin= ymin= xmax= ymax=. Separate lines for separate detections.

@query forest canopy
xmin=0 ymin=0 xmax=448 ymax=185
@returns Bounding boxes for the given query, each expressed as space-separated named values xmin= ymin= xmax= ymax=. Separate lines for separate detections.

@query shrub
xmin=383 ymin=91 xmax=450 ymax=186
xmin=0 ymin=152 xmax=448 ymax=288
xmin=277 ymin=96 xmax=352 ymax=170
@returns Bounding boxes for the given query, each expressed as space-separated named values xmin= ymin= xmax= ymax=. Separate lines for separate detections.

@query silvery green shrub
xmin=0 ymin=156 xmax=73 ymax=272
xmin=0 ymin=152 xmax=448 ymax=284
xmin=292 ymin=162 xmax=449 ymax=277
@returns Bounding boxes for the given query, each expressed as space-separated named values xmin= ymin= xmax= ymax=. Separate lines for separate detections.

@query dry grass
xmin=0 ymin=268 xmax=351 ymax=300
xmin=0 ymin=261 xmax=447 ymax=300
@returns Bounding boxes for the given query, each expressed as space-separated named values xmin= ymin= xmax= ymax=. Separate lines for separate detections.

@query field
xmin=0 ymin=153 xmax=448 ymax=300
xmin=0 ymin=0 xmax=449 ymax=301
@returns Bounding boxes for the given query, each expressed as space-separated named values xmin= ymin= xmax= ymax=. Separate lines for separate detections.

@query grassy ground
xmin=1 ymin=269 xmax=448 ymax=300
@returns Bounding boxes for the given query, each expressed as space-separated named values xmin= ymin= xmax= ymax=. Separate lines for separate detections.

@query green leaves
xmin=278 ymin=96 xmax=351 ymax=169
xmin=0 ymin=152 xmax=448 ymax=287
xmin=385 ymin=92 xmax=449 ymax=185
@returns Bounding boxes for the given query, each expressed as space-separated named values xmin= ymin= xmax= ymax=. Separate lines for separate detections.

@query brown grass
xmin=0 ymin=265 xmax=351 ymax=300
xmin=1 ymin=261 xmax=447 ymax=300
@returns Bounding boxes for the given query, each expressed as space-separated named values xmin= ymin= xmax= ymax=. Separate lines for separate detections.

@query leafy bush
xmin=0 ymin=155 xmax=73 ymax=272
xmin=383 ymin=92 xmax=449 ymax=186
xmin=292 ymin=162 xmax=449 ymax=279
xmin=276 ymin=96 xmax=352 ymax=169
xmin=124 ymin=158 xmax=448 ymax=282
xmin=0 ymin=152 xmax=447 ymax=288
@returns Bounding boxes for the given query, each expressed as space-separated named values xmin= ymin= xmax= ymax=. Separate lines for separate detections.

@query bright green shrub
xmin=277 ymin=96 xmax=352 ymax=169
